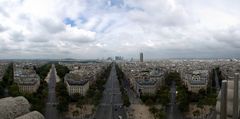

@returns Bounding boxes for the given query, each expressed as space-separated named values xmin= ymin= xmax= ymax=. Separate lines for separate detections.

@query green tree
xmin=57 ymin=96 xmax=69 ymax=112
xmin=34 ymin=63 xmax=51 ymax=80
xmin=55 ymin=64 xmax=70 ymax=80
xmin=0 ymin=82 xmax=5 ymax=97
xmin=72 ymin=110 xmax=79 ymax=117
xmin=86 ymin=88 xmax=95 ymax=98
xmin=149 ymin=106 xmax=166 ymax=119
xmin=2 ymin=63 xmax=14 ymax=87
xmin=56 ymin=81 xmax=70 ymax=112
xmin=149 ymin=106 xmax=158 ymax=117
xmin=193 ymin=110 xmax=200 ymax=118
xmin=156 ymin=110 xmax=166 ymax=119
xmin=115 ymin=63 xmax=131 ymax=107
xmin=8 ymin=83 xmax=21 ymax=96
xmin=77 ymin=98 xmax=84 ymax=109
xmin=145 ymin=98 xmax=154 ymax=106
xmin=177 ymin=85 xmax=189 ymax=112
xmin=71 ymin=93 xmax=82 ymax=102
xmin=123 ymin=94 xmax=131 ymax=107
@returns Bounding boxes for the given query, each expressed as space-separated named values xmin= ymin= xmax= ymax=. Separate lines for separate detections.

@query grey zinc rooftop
xmin=65 ymin=73 xmax=89 ymax=85
xmin=136 ymin=79 xmax=157 ymax=85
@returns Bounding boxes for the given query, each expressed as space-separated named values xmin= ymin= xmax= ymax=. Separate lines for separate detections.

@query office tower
xmin=140 ymin=52 xmax=143 ymax=62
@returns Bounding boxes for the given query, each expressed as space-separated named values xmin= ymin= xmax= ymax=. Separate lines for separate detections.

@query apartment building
xmin=64 ymin=73 xmax=89 ymax=96
xmin=14 ymin=63 xmax=40 ymax=93
xmin=184 ymin=70 xmax=209 ymax=93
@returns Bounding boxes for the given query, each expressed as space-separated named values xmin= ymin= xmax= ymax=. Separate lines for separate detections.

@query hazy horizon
xmin=0 ymin=0 xmax=240 ymax=59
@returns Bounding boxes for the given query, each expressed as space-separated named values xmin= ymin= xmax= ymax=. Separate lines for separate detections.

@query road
xmin=94 ymin=63 xmax=127 ymax=119
xmin=45 ymin=64 xmax=59 ymax=119
xmin=167 ymin=81 xmax=184 ymax=119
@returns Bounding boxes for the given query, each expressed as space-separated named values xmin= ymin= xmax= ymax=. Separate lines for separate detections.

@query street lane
xmin=45 ymin=64 xmax=59 ymax=119
xmin=167 ymin=81 xmax=184 ymax=119
xmin=94 ymin=63 xmax=127 ymax=119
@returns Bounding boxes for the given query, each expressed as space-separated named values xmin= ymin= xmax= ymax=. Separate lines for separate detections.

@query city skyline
xmin=1 ymin=0 xmax=240 ymax=59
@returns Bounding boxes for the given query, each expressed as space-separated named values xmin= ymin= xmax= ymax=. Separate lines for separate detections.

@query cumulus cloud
xmin=213 ymin=26 xmax=240 ymax=49
xmin=0 ymin=0 xmax=240 ymax=59
xmin=56 ymin=26 xmax=96 ymax=44
xmin=38 ymin=18 xmax=66 ymax=34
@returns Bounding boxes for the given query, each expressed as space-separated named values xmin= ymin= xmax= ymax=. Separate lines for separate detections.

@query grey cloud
xmin=17 ymin=14 xmax=32 ymax=26
xmin=0 ymin=24 xmax=8 ymax=32
xmin=1 ymin=0 xmax=240 ymax=59
xmin=56 ymin=27 xmax=96 ymax=45
xmin=0 ymin=41 xmax=23 ymax=54
xmin=63 ymin=35 xmax=95 ymax=44
xmin=0 ymin=41 xmax=9 ymax=53
xmin=27 ymin=34 xmax=50 ymax=43
xmin=0 ymin=7 xmax=9 ymax=17
xmin=213 ymin=27 xmax=240 ymax=48
xmin=10 ymin=31 xmax=25 ymax=42
xmin=127 ymin=2 xmax=195 ymax=28
xmin=39 ymin=18 xmax=65 ymax=34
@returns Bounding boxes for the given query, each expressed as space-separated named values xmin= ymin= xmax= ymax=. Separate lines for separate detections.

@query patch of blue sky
xmin=110 ymin=0 xmax=124 ymax=7
xmin=78 ymin=16 xmax=87 ymax=24
xmin=107 ymin=0 xmax=143 ymax=12
xmin=63 ymin=18 xmax=76 ymax=26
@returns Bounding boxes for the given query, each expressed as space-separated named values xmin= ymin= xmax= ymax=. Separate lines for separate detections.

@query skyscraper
xmin=140 ymin=52 xmax=143 ymax=62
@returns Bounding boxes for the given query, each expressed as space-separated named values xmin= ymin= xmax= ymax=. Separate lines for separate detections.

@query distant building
xmin=64 ymin=73 xmax=90 ymax=96
xmin=135 ymin=68 xmax=166 ymax=95
xmin=18 ymin=77 xmax=40 ymax=93
xmin=149 ymin=68 xmax=166 ymax=87
xmin=185 ymin=70 xmax=209 ymax=93
xmin=107 ymin=57 xmax=113 ymax=61
xmin=115 ymin=56 xmax=123 ymax=61
xmin=14 ymin=64 xmax=40 ymax=93
xmin=135 ymin=78 xmax=157 ymax=95
xmin=140 ymin=52 xmax=143 ymax=62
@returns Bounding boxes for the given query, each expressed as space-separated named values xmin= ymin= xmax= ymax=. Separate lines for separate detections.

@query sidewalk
xmin=127 ymin=104 xmax=154 ymax=119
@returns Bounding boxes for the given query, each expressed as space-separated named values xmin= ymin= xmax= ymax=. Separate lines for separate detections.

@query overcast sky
xmin=0 ymin=0 xmax=240 ymax=59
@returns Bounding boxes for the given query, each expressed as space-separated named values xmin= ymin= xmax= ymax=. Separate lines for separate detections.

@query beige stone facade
xmin=18 ymin=80 xmax=40 ymax=93
xmin=65 ymin=80 xmax=89 ymax=96
xmin=64 ymin=73 xmax=90 ymax=96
